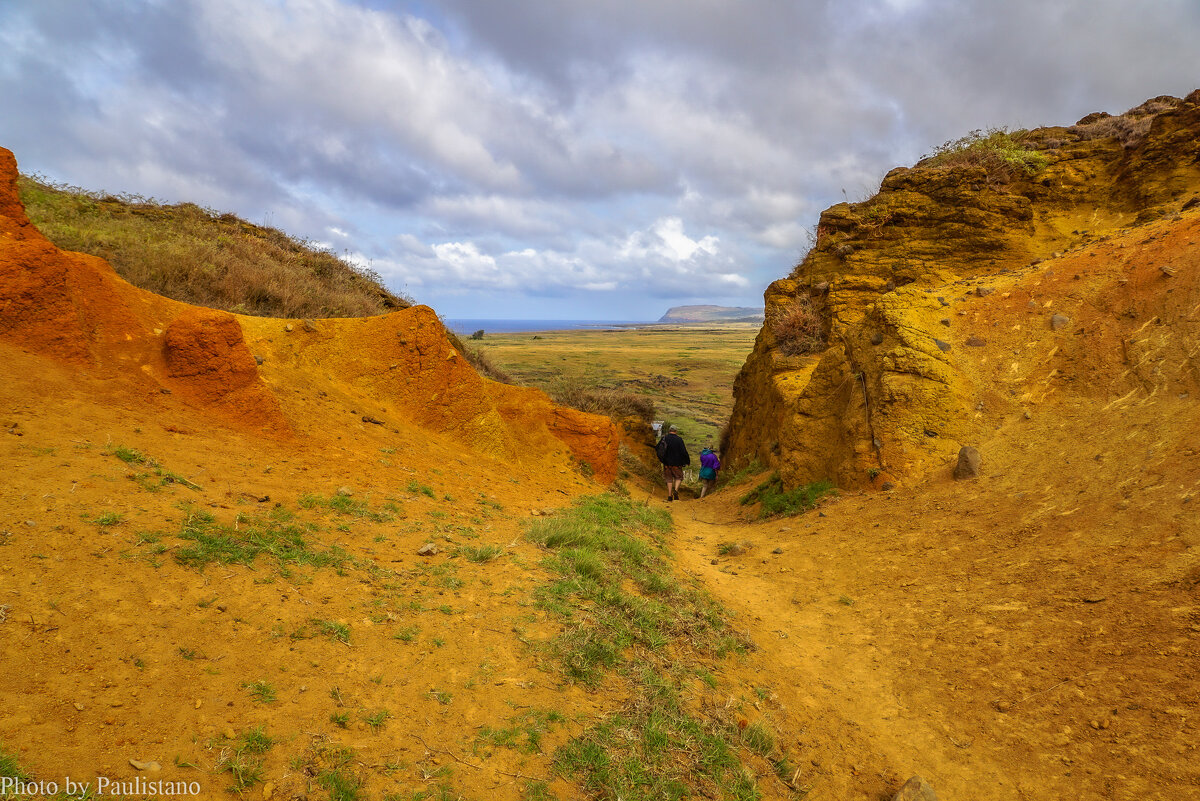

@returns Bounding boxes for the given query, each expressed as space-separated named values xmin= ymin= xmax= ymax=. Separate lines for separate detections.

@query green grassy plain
xmin=470 ymin=323 xmax=759 ymax=447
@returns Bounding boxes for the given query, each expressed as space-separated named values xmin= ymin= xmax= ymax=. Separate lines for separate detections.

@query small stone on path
xmin=129 ymin=759 xmax=161 ymax=773
xmin=417 ymin=543 xmax=438 ymax=556
xmin=953 ymin=446 xmax=981 ymax=479
xmin=892 ymin=775 xmax=938 ymax=801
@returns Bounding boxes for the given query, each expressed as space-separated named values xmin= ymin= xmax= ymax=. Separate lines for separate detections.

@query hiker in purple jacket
xmin=698 ymin=446 xmax=721 ymax=498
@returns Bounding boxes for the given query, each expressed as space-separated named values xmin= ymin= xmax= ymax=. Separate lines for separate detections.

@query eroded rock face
xmin=725 ymin=92 xmax=1200 ymax=489
xmin=0 ymin=145 xmax=618 ymax=479
xmin=162 ymin=309 xmax=289 ymax=433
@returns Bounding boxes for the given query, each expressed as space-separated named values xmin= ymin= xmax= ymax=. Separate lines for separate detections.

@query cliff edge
xmin=723 ymin=91 xmax=1200 ymax=489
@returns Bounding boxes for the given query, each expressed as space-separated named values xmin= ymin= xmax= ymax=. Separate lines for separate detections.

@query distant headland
xmin=657 ymin=305 xmax=765 ymax=323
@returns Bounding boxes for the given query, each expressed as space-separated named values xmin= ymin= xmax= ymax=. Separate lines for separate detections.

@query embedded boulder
xmin=163 ymin=309 xmax=290 ymax=434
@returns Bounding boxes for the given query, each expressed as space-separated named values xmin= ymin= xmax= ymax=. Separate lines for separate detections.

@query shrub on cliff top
xmin=1069 ymin=97 xmax=1181 ymax=149
xmin=920 ymin=126 xmax=1048 ymax=181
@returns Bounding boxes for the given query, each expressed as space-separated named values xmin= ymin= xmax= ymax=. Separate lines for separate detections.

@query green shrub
xmin=740 ymin=474 xmax=836 ymax=518
xmin=920 ymin=127 xmax=1048 ymax=180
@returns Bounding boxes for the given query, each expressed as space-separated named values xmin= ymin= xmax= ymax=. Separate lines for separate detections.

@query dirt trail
xmin=654 ymin=427 xmax=1200 ymax=801
xmin=666 ymin=489 xmax=1011 ymax=800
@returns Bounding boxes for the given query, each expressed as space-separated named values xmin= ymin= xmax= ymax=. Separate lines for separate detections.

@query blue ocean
xmin=444 ymin=319 xmax=645 ymax=335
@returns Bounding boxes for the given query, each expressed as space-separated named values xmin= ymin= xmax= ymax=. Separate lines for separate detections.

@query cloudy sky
xmin=2 ymin=1 xmax=1197 ymax=320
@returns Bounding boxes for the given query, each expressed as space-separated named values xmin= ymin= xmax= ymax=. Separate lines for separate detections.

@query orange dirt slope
xmin=0 ymin=143 xmax=627 ymax=800
xmin=0 ymin=145 xmax=617 ymax=481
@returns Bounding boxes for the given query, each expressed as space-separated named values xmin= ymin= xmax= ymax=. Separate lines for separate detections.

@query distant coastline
xmin=444 ymin=319 xmax=645 ymax=335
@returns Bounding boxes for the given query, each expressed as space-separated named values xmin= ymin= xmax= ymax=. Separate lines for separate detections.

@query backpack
xmin=655 ymin=436 xmax=669 ymax=462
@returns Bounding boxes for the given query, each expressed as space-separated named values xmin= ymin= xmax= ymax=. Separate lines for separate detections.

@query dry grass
xmin=549 ymin=378 xmax=656 ymax=423
xmin=1068 ymin=97 xmax=1181 ymax=149
xmin=453 ymin=339 xmax=515 ymax=384
xmin=17 ymin=175 xmax=409 ymax=319
xmin=772 ymin=295 xmax=825 ymax=356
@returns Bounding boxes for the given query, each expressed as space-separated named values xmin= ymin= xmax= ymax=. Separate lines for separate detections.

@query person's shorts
xmin=663 ymin=465 xmax=683 ymax=481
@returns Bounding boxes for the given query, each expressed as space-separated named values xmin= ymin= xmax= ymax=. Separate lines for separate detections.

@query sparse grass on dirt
xmin=17 ymin=174 xmax=409 ymax=319
xmin=215 ymin=726 xmax=275 ymax=791
xmin=474 ymin=709 xmax=567 ymax=756
xmin=721 ymin=459 xmax=765 ymax=487
xmin=173 ymin=506 xmax=351 ymax=573
xmin=740 ymin=474 xmax=836 ymax=518
xmin=298 ymin=492 xmax=396 ymax=522
xmin=292 ymin=742 xmax=364 ymax=801
xmin=527 ymin=494 xmax=793 ymax=800
xmin=111 ymin=444 xmax=203 ymax=491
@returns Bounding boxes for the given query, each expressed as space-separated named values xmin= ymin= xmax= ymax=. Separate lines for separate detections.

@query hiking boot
xmin=666 ymin=496 xmax=673 ymax=502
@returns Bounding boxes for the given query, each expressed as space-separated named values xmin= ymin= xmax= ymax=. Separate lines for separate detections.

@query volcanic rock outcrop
xmin=724 ymin=91 xmax=1200 ymax=489
xmin=0 ymin=146 xmax=618 ymax=480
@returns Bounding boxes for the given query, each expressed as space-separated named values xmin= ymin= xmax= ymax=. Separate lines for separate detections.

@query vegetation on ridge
xmin=918 ymin=126 xmax=1048 ymax=180
xmin=17 ymin=174 xmax=409 ymax=319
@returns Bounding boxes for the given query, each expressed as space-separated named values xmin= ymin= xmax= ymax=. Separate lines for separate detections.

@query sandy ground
xmin=661 ymin=389 xmax=1199 ymax=800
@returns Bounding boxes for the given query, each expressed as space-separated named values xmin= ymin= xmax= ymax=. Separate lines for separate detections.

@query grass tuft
xmin=0 ymin=744 xmax=28 ymax=780
xmin=458 ymin=544 xmax=503 ymax=563
xmin=242 ymin=680 xmax=277 ymax=705
xmin=215 ymin=726 xmax=274 ymax=791
xmin=173 ymin=506 xmax=349 ymax=572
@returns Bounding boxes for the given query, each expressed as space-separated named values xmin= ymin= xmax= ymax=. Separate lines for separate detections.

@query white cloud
xmin=1 ymin=0 xmax=1197 ymax=320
